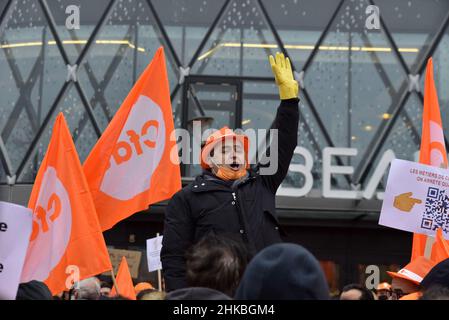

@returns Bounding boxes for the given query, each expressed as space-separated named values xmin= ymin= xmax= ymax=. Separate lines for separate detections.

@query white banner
xmin=0 ymin=201 xmax=33 ymax=300
xmin=146 ymin=235 xmax=163 ymax=272
xmin=380 ymin=159 xmax=449 ymax=238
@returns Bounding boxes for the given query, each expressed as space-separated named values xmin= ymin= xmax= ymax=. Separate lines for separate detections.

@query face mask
xmin=210 ymin=159 xmax=247 ymax=181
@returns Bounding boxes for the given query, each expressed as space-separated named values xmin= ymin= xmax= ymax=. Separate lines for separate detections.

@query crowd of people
xmin=14 ymin=233 xmax=449 ymax=300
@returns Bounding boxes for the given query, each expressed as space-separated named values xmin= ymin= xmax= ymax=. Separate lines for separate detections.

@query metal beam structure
xmin=0 ymin=0 xmax=448 ymax=206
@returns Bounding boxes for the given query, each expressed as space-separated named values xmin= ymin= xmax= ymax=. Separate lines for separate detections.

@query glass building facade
xmin=1 ymin=0 xmax=449 ymax=292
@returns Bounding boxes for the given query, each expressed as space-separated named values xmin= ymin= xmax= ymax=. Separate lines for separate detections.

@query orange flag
xmin=411 ymin=57 xmax=449 ymax=260
xmin=110 ymin=257 xmax=136 ymax=300
xmin=83 ymin=47 xmax=181 ymax=231
xmin=431 ymin=228 xmax=449 ymax=264
xmin=20 ymin=113 xmax=112 ymax=294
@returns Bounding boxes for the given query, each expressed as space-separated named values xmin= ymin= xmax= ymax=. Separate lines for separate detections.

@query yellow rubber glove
xmin=269 ymin=52 xmax=299 ymax=100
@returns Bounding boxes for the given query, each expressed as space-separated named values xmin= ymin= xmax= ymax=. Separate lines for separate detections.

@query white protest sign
xmin=0 ymin=201 xmax=33 ymax=300
xmin=146 ymin=235 xmax=163 ymax=272
xmin=380 ymin=159 xmax=449 ymax=238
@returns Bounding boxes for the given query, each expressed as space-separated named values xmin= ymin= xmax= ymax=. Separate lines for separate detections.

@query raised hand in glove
xmin=269 ymin=52 xmax=299 ymax=100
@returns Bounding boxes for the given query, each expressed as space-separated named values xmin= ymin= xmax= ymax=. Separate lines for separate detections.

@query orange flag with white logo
xmin=411 ymin=57 xmax=449 ymax=260
xmin=110 ymin=257 xmax=136 ymax=300
xmin=431 ymin=228 xmax=449 ymax=264
xmin=83 ymin=47 xmax=181 ymax=231
xmin=20 ymin=113 xmax=112 ymax=294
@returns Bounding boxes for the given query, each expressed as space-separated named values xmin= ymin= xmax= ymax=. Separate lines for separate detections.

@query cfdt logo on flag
xmin=101 ymin=95 xmax=166 ymax=201
xmin=23 ymin=167 xmax=72 ymax=282
xmin=21 ymin=114 xmax=111 ymax=295
xmin=83 ymin=47 xmax=181 ymax=231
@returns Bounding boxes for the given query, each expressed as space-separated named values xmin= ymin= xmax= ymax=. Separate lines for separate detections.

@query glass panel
xmin=242 ymin=83 xmax=339 ymax=192
xmin=18 ymin=85 xmax=99 ymax=182
xmin=187 ymin=82 xmax=238 ymax=129
xmin=362 ymin=93 xmax=422 ymax=192
xmin=428 ymin=30 xmax=449 ymax=141
xmin=282 ymin=91 xmax=343 ymax=192
xmin=151 ymin=0 xmax=226 ymax=65
xmin=242 ymin=81 xmax=277 ymax=131
xmin=74 ymin=70 xmax=110 ymax=133
xmin=184 ymin=81 xmax=239 ymax=177
xmin=260 ymin=0 xmax=341 ymax=71
xmin=375 ymin=0 xmax=449 ymax=71
xmin=0 ymin=0 xmax=67 ymax=175
xmin=0 ymin=1 xmax=7 ymax=16
xmin=242 ymin=81 xmax=277 ymax=166
xmin=305 ymin=0 xmax=407 ymax=173
xmin=136 ymin=24 xmax=178 ymax=95
xmin=191 ymin=0 xmax=278 ymax=77
xmin=0 ymin=155 xmax=5 ymax=183
xmin=46 ymin=0 xmax=110 ymax=64
xmin=78 ymin=0 xmax=179 ymax=121
xmin=171 ymin=88 xmax=183 ymax=129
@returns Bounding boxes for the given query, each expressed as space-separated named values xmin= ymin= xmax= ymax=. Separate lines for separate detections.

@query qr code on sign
xmin=422 ymin=187 xmax=449 ymax=232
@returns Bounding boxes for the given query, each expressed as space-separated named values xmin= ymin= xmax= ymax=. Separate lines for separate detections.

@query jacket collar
xmin=190 ymin=170 xmax=256 ymax=193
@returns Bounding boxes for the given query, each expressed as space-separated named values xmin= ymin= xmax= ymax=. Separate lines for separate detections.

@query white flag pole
xmin=156 ymin=233 xmax=162 ymax=291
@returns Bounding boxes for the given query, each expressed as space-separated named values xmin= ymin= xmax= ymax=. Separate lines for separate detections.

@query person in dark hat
xmin=166 ymin=287 xmax=232 ymax=300
xmin=420 ymin=285 xmax=449 ymax=300
xmin=16 ymin=280 xmax=53 ymax=300
xmin=420 ymin=257 xmax=449 ymax=292
xmin=234 ymin=243 xmax=329 ymax=300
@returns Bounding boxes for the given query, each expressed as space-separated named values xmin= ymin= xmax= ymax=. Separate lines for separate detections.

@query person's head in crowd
xmin=16 ymin=280 xmax=53 ymax=300
xmin=420 ymin=285 xmax=449 ymax=300
xmin=52 ymin=291 xmax=64 ymax=300
xmin=58 ymin=290 xmax=71 ymax=300
xmin=387 ymin=256 xmax=435 ymax=300
xmin=72 ymin=277 xmax=101 ymax=300
xmin=137 ymin=289 xmax=166 ymax=300
xmin=339 ymin=284 xmax=374 ymax=300
xmin=166 ymin=287 xmax=232 ymax=300
xmin=375 ymin=282 xmax=392 ymax=300
xmin=234 ymin=243 xmax=329 ymax=300
xmin=186 ymin=233 xmax=250 ymax=297
xmin=99 ymin=281 xmax=112 ymax=297
xmin=420 ymin=257 xmax=449 ymax=291
xmin=134 ymin=282 xmax=154 ymax=296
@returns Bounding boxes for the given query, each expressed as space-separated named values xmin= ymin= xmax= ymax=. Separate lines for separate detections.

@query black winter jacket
xmin=161 ymin=98 xmax=299 ymax=291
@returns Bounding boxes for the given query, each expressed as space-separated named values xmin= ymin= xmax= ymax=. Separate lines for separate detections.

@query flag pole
xmin=7 ymin=175 xmax=15 ymax=202
xmin=111 ymin=266 xmax=120 ymax=296
xmin=157 ymin=233 xmax=162 ymax=291
xmin=424 ymin=236 xmax=435 ymax=259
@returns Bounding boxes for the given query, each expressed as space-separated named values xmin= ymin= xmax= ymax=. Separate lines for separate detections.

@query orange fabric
xmin=20 ymin=113 xmax=112 ymax=295
xmin=134 ymin=282 xmax=154 ymax=294
xmin=110 ymin=257 xmax=136 ymax=300
xmin=399 ymin=292 xmax=422 ymax=300
xmin=431 ymin=228 xmax=449 ymax=264
xmin=83 ymin=47 xmax=181 ymax=231
xmin=387 ymin=256 xmax=436 ymax=285
xmin=412 ymin=57 xmax=449 ymax=261
xmin=200 ymin=126 xmax=249 ymax=169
